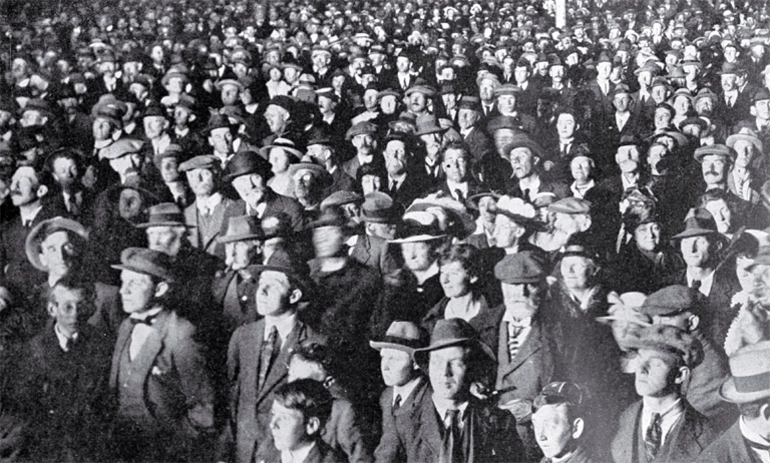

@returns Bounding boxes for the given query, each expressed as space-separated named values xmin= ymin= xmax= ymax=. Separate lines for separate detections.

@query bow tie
xmin=745 ymin=438 xmax=770 ymax=452
xmin=130 ymin=313 xmax=159 ymax=326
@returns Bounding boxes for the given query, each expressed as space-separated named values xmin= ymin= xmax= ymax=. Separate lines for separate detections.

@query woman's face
xmin=560 ymin=255 xmax=593 ymax=291
xmin=440 ymin=260 xmax=475 ymax=298
xmin=634 ymin=222 xmax=661 ymax=253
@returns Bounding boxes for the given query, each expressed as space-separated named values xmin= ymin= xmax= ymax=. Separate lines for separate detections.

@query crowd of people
xmin=1 ymin=0 xmax=770 ymax=461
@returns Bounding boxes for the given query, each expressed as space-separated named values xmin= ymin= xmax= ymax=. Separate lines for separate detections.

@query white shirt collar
xmin=392 ymin=376 xmax=422 ymax=406
xmin=686 ymin=268 xmax=715 ymax=296
xmin=280 ymin=441 xmax=316 ymax=463
xmin=54 ymin=323 xmax=78 ymax=352
xmin=265 ymin=312 xmax=298 ymax=345
xmin=432 ymin=397 xmax=469 ymax=429
xmin=196 ymin=192 xmax=223 ymax=214
xmin=20 ymin=204 xmax=43 ymax=226
xmin=641 ymin=398 xmax=684 ymax=449
xmin=570 ymin=179 xmax=595 ymax=199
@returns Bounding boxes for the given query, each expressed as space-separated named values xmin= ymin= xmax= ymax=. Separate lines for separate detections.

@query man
xmin=46 ymin=148 xmax=93 ymax=226
xmin=493 ymin=251 xmax=564 ymax=460
xmin=361 ymin=192 xmax=399 ymax=241
xmin=342 ymin=121 xmax=380 ymax=180
xmin=611 ymin=324 xmax=718 ymax=463
xmin=10 ymin=275 xmax=113 ymax=462
xmin=262 ymin=96 xmax=303 ymax=147
xmin=180 ymin=155 xmax=234 ymax=260
xmin=109 ymin=247 xmax=215 ymax=462
xmin=504 ymin=134 xmax=569 ymax=201
xmin=305 ymin=127 xmax=359 ymax=197
xmin=532 ymin=382 xmax=598 ymax=463
xmin=141 ymin=104 xmax=172 ymax=158
xmin=222 ymin=151 xmax=305 ymax=233
xmin=370 ymin=321 xmax=429 ymax=463
xmin=316 ymin=88 xmax=351 ymax=148
xmin=697 ymin=341 xmax=770 ymax=462
xmin=667 ymin=208 xmax=741 ymax=347
xmin=375 ymin=318 xmax=523 ymax=462
xmin=716 ymin=63 xmax=751 ymax=134
xmin=432 ymin=142 xmax=484 ymax=203
xmin=638 ymin=285 xmax=737 ymax=428
xmin=694 ymin=144 xmax=739 ymax=195
xmin=223 ymin=250 xmax=324 ymax=463
xmin=455 ymin=96 xmax=496 ymax=180
xmin=546 ymin=110 xmax=591 ymax=183
xmin=726 ymin=130 xmax=765 ymax=205
xmin=289 ymin=156 xmax=334 ymax=223
xmin=381 ymin=132 xmax=424 ymax=208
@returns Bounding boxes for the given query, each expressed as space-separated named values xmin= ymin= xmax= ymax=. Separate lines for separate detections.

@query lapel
xmin=255 ymin=321 xmax=308 ymax=405
xmin=109 ymin=310 xmax=171 ymax=387
xmin=216 ymin=270 xmax=239 ymax=307
xmin=414 ymin=393 xmax=442 ymax=459
xmin=615 ymin=401 xmax=642 ymax=463
xmin=352 ymin=234 xmax=372 ymax=265
xmin=110 ymin=317 xmax=134 ymax=387
xmin=184 ymin=204 xmax=201 ymax=247
xmin=394 ymin=376 xmax=429 ymax=417
xmin=202 ymin=199 xmax=227 ymax=251
xmin=499 ymin=319 xmax=544 ymax=381
xmin=656 ymin=402 xmax=704 ymax=463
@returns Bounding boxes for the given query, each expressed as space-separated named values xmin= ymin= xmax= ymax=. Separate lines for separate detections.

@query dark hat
xmin=204 ymin=113 xmax=234 ymax=134
xmin=142 ymin=104 xmax=166 ymax=119
xmin=346 ymin=121 xmax=378 ymax=140
xmin=639 ymin=285 xmax=697 ymax=317
xmin=25 ymin=217 xmax=89 ymax=271
xmin=306 ymin=127 xmax=332 ymax=146
xmin=247 ymin=248 xmax=313 ymax=295
xmin=693 ymin=144 xmax=736 ymax=163
xmin=504 ymin=134 xmax=545 ymax=160
xmin=101 ymin=139 xmax=144 ymax=160
xmin=288 ymin=155 xmax=333 ymax=188
xmin=561 ymin=232 xmax=600 ymax=261
xmin=362 ymin=192 xmax=400 ymax=223
xmin=309 ymin=206 xmax=350 ymax=229
xmin=404 ymin=84 xmax=437 ymax=98
xmin=671 ymin=207 xmax=720 ymax=240
xmin=178 ymin=155 xmax=220 ymax=173
xmin=267 ymin=95 xmax=296 ymax=114
xmin=534 ymin=382 xmax=586 ymax=409
xmin=753 ymin=88 xmax=770 ymax=103
xmin=458 ymin=96 xmax=481 ymax=111
xmin=136 ymin=202 xmax=188 ymax=228
xmin=370 ymin=321 xmax=427 ymax=353
xmin=494 ymin=84 xmax=522 ymax=97
xmin=623 ymin=324 xmax=703 ymax=368
xmin=321 ymin=190 xmax=363 ymax=209
xmin=721 ymin=341 xmax=770 ymax=403
xmin=219 ymin=215 xmax=264 ymax=243
xmin=412 ymin=318 xmax=495 ymax=372
xmin=111 ymin=247 xmax=175 ymax=281
xmin=720 ymin=62 xmax=742 ymax=75
xmin=494 ymin=251 xmax=546 ymax=284
xmin=222 ymin=151 xmax=274 ymax=182
xmin=414 ymin=116 xmax=445 ymax=136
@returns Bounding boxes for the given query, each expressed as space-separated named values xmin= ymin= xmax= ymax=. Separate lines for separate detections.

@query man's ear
xmin=533 ymin=155 xmax=540 ymax=166
xmin=36 ymin=184 xmax=48 ymax=198
xmin=305 ymin=416 xmax=321 ymax=436
xmin=47 ymin=301 xmax=57 ymax=318
xmin=572 ymin=417 xmax=584 ymax=440
xmin=761 ymin=403 xmax=770 ymax=421
xmin=154 ymin=281 xmax=169 ymax=298
xmin=675 ymin=366 xmax=690 ymax=386
xmin=688 ymin=314 xmax=700 ymax=331
xmin=289 ymin=287 xmax=303 ymax=305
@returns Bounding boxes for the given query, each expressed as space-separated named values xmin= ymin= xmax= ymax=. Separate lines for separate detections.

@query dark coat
xmin=421 ymin=296 xmax=503 ymax=355
xmin=611 ymin=400 xmax=720 ymax=463
xmin=696 ymin=420 xmax=759 ymax=463
xmin=184 ymin=196 xmax=235 ymax=260
xmin=375 ymin=376 xmax=431 ymax=460
xmin=349 ymin=233 xmax=400 ymax=283
xmin=221 ymin=189 xmax=305 ymax=234
xmin=374 ymin=392 xmax=525 ymax=463
xmin=210 ymin=269 xmax=259 ymax=333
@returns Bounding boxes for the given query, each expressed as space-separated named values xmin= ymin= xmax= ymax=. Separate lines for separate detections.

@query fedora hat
xmin=726 ymin=130 xmax=763 ymax=154
xmin=671 ymin=207 xmax=721 ymax=240
xmin=721 ymin=341 xmax=770 ymax=403
xmin=309 ymin=206 xmax=350 ymax=229
xmin=259 ymin=138 xmax=303 ymax=162
xmin=414 ymin=115 xmax=446 ymax=136
xmin=413 ymin=319 xmax=495 ymax=372
xmin=222 ymin=151 xmax=274 ymax=182
xmin=247 ymin=249 xmax=313 ymax=296
xmin=504 ymin=134 xmax=545 ymax=160
xmin=136 ymin=202 xmax=189 ymax=228
xmin=321 ymin=190 xmax=363 ymax=210
xmin=26 ymin=217 xmax=89 ymax=271
xmin=111 ymin=247 xmax=175 ymax=281
xmin=288 ymin=155 xmax=333 ymax=188
xmin=362 ymin=192 xmax=401 ymax=224
xmin=219 ymin=215 xmax=265 ymax=243
xmin=370 ymin=321 xmax=428 ymax=353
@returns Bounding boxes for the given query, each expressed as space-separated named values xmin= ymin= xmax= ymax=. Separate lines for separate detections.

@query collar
xmin=94 ymin=139 xmax=112 ymax=150
xmin=432 ymin=397 xmax=469 ymax=427
xmin=54 ymin=323 xmax=78 ymax=352
xmin=570 ymin=179 xmax=595 ymax=198
xmin=686 ymin=268 xmax=715 ymax=296
xmin=196 ymin=192 xmax=223 ymax=214
xmin=129 ymin=306 xmax=164 ymax=323
xmin=725 ymin=89 xmax=739 ymax=99
xmin=616 ymin=111 xmax=630 ymax=127
xmin=446 ymin=179 xmax=468 ymax=193
xmin=281 ymin=441 xmax=316 ymax=463
xmin=392 ymin=376 xmax=422 ymax=405
xmin=518 ymin=174 xmax=542 ymax=200
xmin=20 ymin=204 xmax=43 ymax=225
xmin=265 ymin=312 xmax=297 ymax=343
xmin=175 ymin=127 xmax=190 ymax=137
xmin=502 ymin=312 xmax=533 ymax=327
xmin=741 ymin=416 xmax=770 ymax=449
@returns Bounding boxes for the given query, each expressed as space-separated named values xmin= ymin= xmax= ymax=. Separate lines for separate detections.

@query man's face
xmin=596 ymin=62 xmax=612 ymax=80
xmin=313 ymin=52 xmax=331 ymax=69
xmin=119 ymin=269 xmax=157 ymax=314
xmin=146 ymin=225 xmax=184 ymax=257
xmin=352 ymin=133 xmax=376 ymax=155
xmin=701 ymin=155 xmax=727 ymax=186
xmin=48 ymin=286 xmax=92 ymax=338
xmin=654 ymin=108 xmax=672 ymax=130
xmin=396 ymin=56 xmax=410 ymax=73
xmin=752 ymin=265 xmax=770 ymax=307
xmin=92 ymin=118 xmax=113 ymax=141
xmin=570 ymin=158 xmax=592 ymax=182
xmin=318 ymin=95 xmax=336 ymax=114
xmin=501 ymin=282 xmax=541 ymax=319
xmin=269 ymin=401 xmax=308 ymax=452
xmin=493 ymin=214 xmax=521 ymax=249
xmin=721 ymin=74 xmax=737 ymax=92
xmin=479 ymin=81 xmax=495 ymax=103
xmin=173 ymin=107 xmax=192 ymax=127
xmin=429 ymin=346 xmax=470 ymax=401
xmin=99 ymin=60 xmax=116 ymax=76
xmin=457 ymin=108 xmax=478 ymax=131
xmin=509 ymin=147 xmax=536 ymax=179
xmin=256 ymin=270 xmax=293 ymax=317
xmin=220 ymin=83 xmax=241 ymax=106
xmin=613 ymin=93 xmax=631 ymax=112
xmin=680 ymin=235 xmax=711 ymax=268
xmin=497 ymin=94 xmax=516 ymax=115
xmin=380 ymin=95 xmax=397 ymax=114
xmin=733 ymin=140 xmax=757 ymax=169
xmin=225 ymin=240 xmax=261 ymax=270
xmin=556 ymin=114 xmax=577 ymax=139
xmin=208 ymin=128 xmax=233 ymax=154
xmin=380 ymin=347 xmax=415 ymax=387
xmin=264 ymin=105 xmax=289 ymax=135
xmin=634 ymin=349 xmax=679 ymax=397
xmin=550 ymin=65 xmax=565 ymax=83
xmin=514 ymin=66 xmax=529 ymax=85
xmin=232 ymin=174 xmax=267 ymax=208
xmin=532 ymin=404 xmax=574 ymax=459
xmin=754 ymin=99 xmax=770 ymax=120
xmin=165 ymin=76 xmax=184 ymax=94
xmin=10 ymin=169 xmax=39 ymax=206
xmin=384 ymin=140 xmax=407 ymax=176
xmin=364 ymin=90 xmax=379 ymax=111
xmin=651 ymin=85 xmax=668 ymax=105
xmin=409 ymin=92 xmax=427 ymax=114
xmin=313 ymin=225 xmax=345 ymax=258
xmin=703 ymin=199 xmax=731 ymax=234
xmin=560 ymin=255 xmax=592 ymax=291
xmin=723 ymin=47 xmax=738 ymax=63
xmin=40 ymin=230 xmax=77 ymax=278
xmin=186 ymin=167 xmax=216 ymax=197
xmin=616 ymin=145 xmax=641 ymax=164
xmin=442 ymin=148 xmax=468 ymax=183
xmin=638 ymin=71 xmax=652 ymax=88
xmin=634 ymin=222 xmax=661 ymax=252
xmin=401 ymin=241 xmax=434 ymax=273
xmin=695 ymin=97 xmax=714 ymax=116
xmin=160 ymin=157 xmax=180 ymax=182
xmin=143 ymin=115 xmax=168 ymax=139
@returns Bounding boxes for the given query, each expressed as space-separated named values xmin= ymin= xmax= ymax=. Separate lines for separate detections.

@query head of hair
xmin=289 ymin=342 xmax=339 ymax=380
xmin=438 ymin=243 xmax=481 ymax=281
xmin=274 ymin=378 xmax=334 ymax=428
xmin=48 ymin=273 xmax=95 ymax=304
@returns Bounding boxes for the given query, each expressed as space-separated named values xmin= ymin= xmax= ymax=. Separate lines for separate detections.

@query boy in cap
xmin=108 ymin=247 xmax=215 ymax=462
xmin=532 ymin=382 xmax=597 ymax=463
xmin=611 ymin=324 xmax=719 ymax=463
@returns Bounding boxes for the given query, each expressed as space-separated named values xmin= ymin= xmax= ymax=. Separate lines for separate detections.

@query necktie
xmin=64 ymin=336 xmax=75 ymax=352
xmin=439 ymin=409 xmax=462 ymax=463
xmin=67 ymin=194 xmax=79 ymax=216
xmin=690 ymin=279 xmax=702 ymax=293
xmin=454 ymin=189 xmax=465 ymax=204
xmin=130 ymin=313 xmax=159 ymax=326
xmin=393 ymin=394 xmax=402 ymax=412
xmin=258 ymin=326 xmax=279 ymax=390
xmin=508 ymin=322 xmax=524 ymax=361
xmin=645 ymin=412 xmax=662 ymax=461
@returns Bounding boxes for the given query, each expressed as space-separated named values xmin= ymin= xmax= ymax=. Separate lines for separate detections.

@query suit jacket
xmin=350 ymin=233 xmax=399 ymax=283
xmin=387 ymin=171 xmax=430 ymax=209
xmin=221 ymin=190 xmax=305 ymax=235
xmin=184 ymin=196 xmax=234 ymax=260
xmin=374 ymin=392 xmax=524 ymax=463
xmin=696 ymin=420 xmax=760 ymax=463
xmin=322 ymin=397 xmax=374 ymax=463
xmin=224 ymin=318 xmax=324 ymax=463
xmin=211 ymin=269 xmax=259 ymax=333
xmin=726 ymin=169 xmax=763 ymax=205
xmin=611 ymin=400 xmax=719 ymax=463
xmin=109 ymin=309 xmax=215 ymax=450
xmin=374 ymin=377 xmax=431 ymax=463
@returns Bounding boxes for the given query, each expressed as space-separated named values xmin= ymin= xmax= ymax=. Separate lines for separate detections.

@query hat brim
xmin=26 ymin=219 xmax=89 ymax=271
xmin=719 ymin=377 xmax=770 ymax=403
xmin=135 ymin=221 xmax=192 ymax=229
xmin=111 ymin=263 xmax=174 ymax=282
xmin=218 ymin=233 xmax=265 ymax=244
xmin=389 ymin=234 xmax=447 ymax=244
xmin=670 ymin=228 xmax=721 ymax=240
xmin=413 ymin=337 xmax=496 ymax=372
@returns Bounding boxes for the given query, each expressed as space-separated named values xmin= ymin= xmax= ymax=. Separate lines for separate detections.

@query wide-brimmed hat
xmin=466 ymin=191 xmax=502 ymax=211
xmin=219 ymin=215 xmax=265 ymax=243
xmin=726 ymin=130 xmax=763 ymax=154
xmin=288 ymin=155 xmax=333 ymax=188
xmin=321 ymin=190 xmax=363 ymax=210
xmin=492 ymin=195 xmax=542 ymax=228
xmin=412 ymin=318 xmax=495 ymax=372
xmin=370 ymin=321 xmax=428 ymax=353
xmin=111 ymin=247 xmax=175 ymax=282
xmin=414 ymin=115 xmax=445 ymax=136
xmin=623 ymin=324 xmax=703 ymax=368
xmin=26 ymin=217 xmax=89 ymax=271
xmin=721 ymin=341 xmax=770 ymax=403
xmin=259 ymin=138 xmax=303 ymax=161
xmin=309 ymin=206 xmax=350 ymax=229
xmin=671 ymin=207 xmax=721 ymax=240
xmin=222 ymin=151 xmax=274 ymax=182
xmin=400 ymin=196 xmax=476 ymax=241
xmin=639 ymin=285 xmax=697 ymax=317
xmin=596 ymin=292 xmax=650 ymax=325
xmin=136 ymin=202 xmax=189 ymax=228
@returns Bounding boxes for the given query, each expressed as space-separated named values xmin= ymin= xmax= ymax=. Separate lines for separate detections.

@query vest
xmin=115 ymin=335 xmax=154 ymax=429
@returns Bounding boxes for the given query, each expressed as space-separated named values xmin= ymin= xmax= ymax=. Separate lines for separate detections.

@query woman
xmin=263 ymin=139 xmax=302 ymax=197
xmin=421 ymin=244 xmax=501 ymax=350
xmin=698 ymin=188 xmax=745 ymax=239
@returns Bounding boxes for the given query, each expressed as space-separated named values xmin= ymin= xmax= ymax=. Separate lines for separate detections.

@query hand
xmin=542 ymin=160 xmax=554 ymax=171
xmin=470 ymin=382 xmax=491 ymax=400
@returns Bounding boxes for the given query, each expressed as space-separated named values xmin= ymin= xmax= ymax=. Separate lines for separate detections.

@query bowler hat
xmin=412 ymin=318 xmax=495 ymax=372
xmin=414 ymin=116 xmax=445 ymax=136
xmin=721 ymin=341 xmax=770 ymax=403
xmin=111 ymin=247 xmax=175 ymax=281
xmin=370 ymin=321 xmax=428 ymax=353
xmin=671 ymin=207 xmax=721 ymax=239
xmin=494 ymin=251 xmax=546 ymax=284
xmin=219 ymin=215 xmax=264 ymax=243
xmin=309 ymin=206 xmax=349 ymax=229
xmin=639 ymin=285 xmax=697 ymax=317
xmin=267 ymin=95 xmax=296 ymax=114
xmin=222 ymin=151 xmax=274 ymax=182
xmin=623 ymin=324 xmax=704 ymax=368
xmin=26 ymin=217 xmax=89 ymax=271
xmin=247 ymin=248 xmax=313 ymax=295
xmin=136 ymin=202 xmax=188 ymax=228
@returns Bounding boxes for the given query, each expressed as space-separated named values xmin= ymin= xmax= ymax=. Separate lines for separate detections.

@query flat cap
xmin=346 ymin=121 xmax=378 ymax=140
xmin=320 ymin=190 xmax=363 ymax=209
xmin=693 ymin=144 xmax=736 ymax=163
xmin=494 ymin=251 xmax=546 ymax=284
xmin=548 ymin=197 xmax=591 ymax=215
xmin=101 ymin=139 xmax=144 ymax=160
xmin=624 ymin=324 xmax=704 ymax=368
xmin=179 ymin=155 xmax=220 ymax=172
xmin=111 ymin=247 xmax=175 ymax=282
xmin=639 ymin=285 xmax=697 ymax=317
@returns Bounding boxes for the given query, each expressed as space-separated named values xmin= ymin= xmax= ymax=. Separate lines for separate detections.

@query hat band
xmin=148 ymin=213 xmax=185 ymax=224
xmin=734 ymin=371 xmax=770 ymax=394
xmin=377 ymin=335 xmax=424 ymax=349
